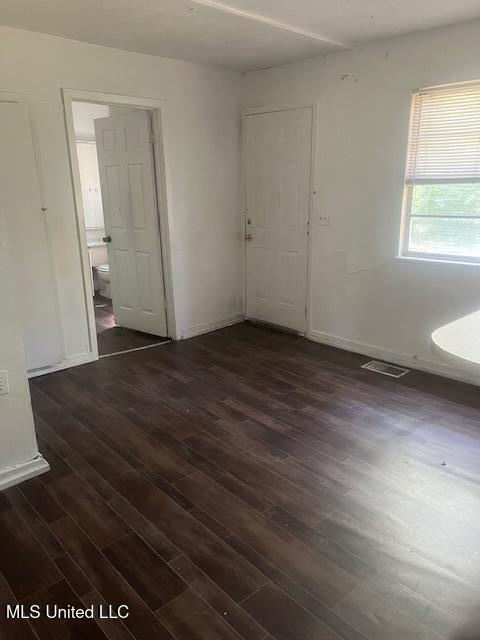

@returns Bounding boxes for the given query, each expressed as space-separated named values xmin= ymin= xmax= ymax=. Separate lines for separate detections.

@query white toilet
xmin=96 ymin=263 xmax=111 ymax=299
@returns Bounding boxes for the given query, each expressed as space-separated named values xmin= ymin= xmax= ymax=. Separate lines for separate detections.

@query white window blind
xmin=407 ymin=82 xmax=480 ymax=184
xmin=401 ymin=81 xmax=480 ymax=262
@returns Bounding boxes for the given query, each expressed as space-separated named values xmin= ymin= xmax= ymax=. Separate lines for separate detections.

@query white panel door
xmin=244 ymin=108 xmax=312 ymax=333
xmin=0 ymin=102 xmax=63 ymax=371
xmin=94 ymin=110 xmax=167 ymax=336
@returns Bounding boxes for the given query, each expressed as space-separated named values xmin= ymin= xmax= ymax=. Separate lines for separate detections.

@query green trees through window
xmin=409 ymin=184 xmax=480 ymax=258
xmin=412 ymin=184 xmax=480 ymax=216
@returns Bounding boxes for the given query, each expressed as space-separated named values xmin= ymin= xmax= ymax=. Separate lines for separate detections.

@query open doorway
xmin=66 ymin=95 xmax=173 ymax=358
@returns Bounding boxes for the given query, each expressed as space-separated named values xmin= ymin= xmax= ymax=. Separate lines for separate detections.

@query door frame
xmin=62 ymin=88 xmax=177 ymax=364
xmin=241 ymin=101 xmax=318 ymax=338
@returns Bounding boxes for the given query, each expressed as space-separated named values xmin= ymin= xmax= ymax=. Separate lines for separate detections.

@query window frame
xmin=399 ymin=83 xmax=480 ymax=265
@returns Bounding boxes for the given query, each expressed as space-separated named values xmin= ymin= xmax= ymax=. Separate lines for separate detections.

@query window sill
xmin=395 ymin=255 xmax=480 ymax=268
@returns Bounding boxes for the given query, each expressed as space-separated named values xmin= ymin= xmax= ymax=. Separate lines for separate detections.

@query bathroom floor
xmin=94 ymin=294 xmax=169 ymax=356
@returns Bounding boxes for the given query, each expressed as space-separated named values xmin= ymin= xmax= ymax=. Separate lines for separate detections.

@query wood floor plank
xmin=64 ymin=453 xmax=119 ymax=503
xmin=0 ymin=493 xmax=12 ymax=514
xmin=169 ymin=554 xmax=267 ymax=640
xmin=156 ymin=589 xmax=245 ymax=640
xmin=391 ymin=586 xmax=462 ymax=639
xmin=47 ymin=473 xmax=130 ymax=548
xmin=0 ymin=572 xmax=38 ymax=640
xmin=110 ymin=471 xmax=266 ymax=603
xmin=242 ymin=582 xmax=343 ymax=640
xmin=22 ymin=579 xmax=108 ymax=640
xmin=32 ymin=387 xmax=130 ymax=481
xmin=35 ymin=435 xmax=72 ymax=485
xmin=77 ymin=404 xmax=196 ymax=483
xmin=215 ymin=534 xmax=372 ymax=640
xmin=103 ymin=532 xmax=187 ymax=610
xmin=149 ymin=426 xmax=225 ymax=480
xmin=4 ymin=486 xmax=64 ymax=559
xmin=0 ymin=321 xmax=478 ymax=639
xmin=373 ymin=487 xmax=480 ymax=553
xmin=0 ymin=509 xmax=61 ymax=599
xmin=174 ymin=470 xmax=358 ymax=608
xmin=19 ymin=477 xmax=66 ymax=524
xmin=264 ymin=505 xmax=408 ymax=599
xmin=188 ymin=507 xmax=233 ymax=540
xmin=315 ymin=508 xmax=480 ymax=620
xmin=335 ymin=585 xmax=443 ymax=640
xmin=81 ymin=589 xmax=136 ymax=640
xmin=51 ymin=517 xmax=176 ymax=640
xmin=54 ymin=552 xmax=92 ymax=598
xmin=107 ymin=494 xmax=181 ymax=563
xmin=182 ymin=432 xmax=333 ymax=526
xmin=189 ymin=415 xmax=289 ymax=463
xmin=216 ymin=474 xmax=273 ymax=513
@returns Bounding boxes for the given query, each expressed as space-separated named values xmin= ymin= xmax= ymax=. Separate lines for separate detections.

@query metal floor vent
xmin=361 ymin=360 xmax=410 ymax=378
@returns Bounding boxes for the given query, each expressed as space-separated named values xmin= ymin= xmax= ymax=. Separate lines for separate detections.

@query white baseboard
xmin=309 ymin=329 xmax=480 ymax=387
xmin=182 ymin=313 xmax=245 ymax=340
xmin=0 ymin=454 xmax=50 ymax=491
xmin=28 ymin=352 xmax=97 ymax=379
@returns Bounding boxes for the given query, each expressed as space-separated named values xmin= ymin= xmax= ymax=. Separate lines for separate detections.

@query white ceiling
xmin=1 ymin=0 xmax=480 ymax=71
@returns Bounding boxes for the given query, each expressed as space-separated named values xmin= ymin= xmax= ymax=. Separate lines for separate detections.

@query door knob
xmin=103 ymin=235 xmax=112 ymax=243
xmin=245 ymin=233 xmax=253 ymax=242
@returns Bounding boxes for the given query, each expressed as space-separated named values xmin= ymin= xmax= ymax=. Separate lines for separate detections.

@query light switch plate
xmin=0 ymin=370 xmax=9 ymax=395
xmin=318 ymin=215 xmax=333 ymax=227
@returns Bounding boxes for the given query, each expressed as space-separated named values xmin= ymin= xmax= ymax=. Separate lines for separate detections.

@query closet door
xmin=0 ymin=102 xmax=63 ymax=371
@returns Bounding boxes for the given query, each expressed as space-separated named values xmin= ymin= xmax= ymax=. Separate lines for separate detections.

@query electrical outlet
xmin=0 ymin=370 xmax=9 ymax=396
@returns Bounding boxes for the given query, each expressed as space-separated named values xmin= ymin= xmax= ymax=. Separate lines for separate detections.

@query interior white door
xmin=0 ymin=102 xmax=63 ymax=371
xmin=244 ymin=108 xmax=312 ymax=333
xmin=94 ymin=110 xmax=167 ymax=336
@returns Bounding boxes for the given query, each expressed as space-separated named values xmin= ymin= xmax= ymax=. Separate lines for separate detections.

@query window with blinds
xmin=401 ymin=81 xmax=480 ymax=262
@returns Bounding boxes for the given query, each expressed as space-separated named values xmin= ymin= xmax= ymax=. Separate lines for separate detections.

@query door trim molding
xmin=182 ymin=312 xmax=245 ymax=340
xmin=0 ymin=455 xmax=50 ymax=491
xmin=310 ymin=329 xmax=480 ymax=388
xmin=61 ymin=88 xmax=178 ymax=370
xmin=241 ymin=100 xmax=318 ymax=338
xmin=27 ymin=351 xmax=96 ymax=378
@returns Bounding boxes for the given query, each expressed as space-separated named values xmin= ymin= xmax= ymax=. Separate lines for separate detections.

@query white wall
xmin=4 ymin=19 xmax=480 ymax=384
xmin=0 ymin=25 xmax=243 ymax=370
xmin=243 ymin=20 xmax=480 ymax=382
xmin=0 ymin=216 xmax=43 ymax=482
xmin=72 ymin=101 xmax=110 ymax=142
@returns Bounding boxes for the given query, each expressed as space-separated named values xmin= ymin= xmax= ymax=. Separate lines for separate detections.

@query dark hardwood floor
xmin=2 ymin=321 xmax=480 ymax=639
xmin=94 ymin=295 xmax=168 ymax=356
